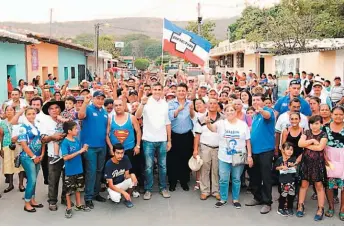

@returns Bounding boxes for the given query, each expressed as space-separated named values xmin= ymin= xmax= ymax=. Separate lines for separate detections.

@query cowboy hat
xmin=188 ymin=155 xmax=203 ymax=172
xmin=42 ymin=99 xmax=65 ymax=115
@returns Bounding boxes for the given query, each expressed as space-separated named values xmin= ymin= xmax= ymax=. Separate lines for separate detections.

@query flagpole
xmin=161 ymin=18 xmax=164 ymax=71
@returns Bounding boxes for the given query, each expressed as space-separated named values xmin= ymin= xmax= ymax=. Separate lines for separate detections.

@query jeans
xmin=20 ymin=156 xmax=40 ymax=202
xmin=143 ymin=141 xmax=167 ymax=192
xmin=219 ymin=160 xmax=244 ymax=202
xmin=84 ymin=147 xmax=106 ymax=201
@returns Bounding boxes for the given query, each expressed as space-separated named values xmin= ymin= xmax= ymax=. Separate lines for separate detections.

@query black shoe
xmin=85 ymin=200 xmax=94 ymax=209
xmin=4 ymin=185 xmax=14 ymax=193
xmin=169 ymin=185 xmax=176 ymax=192
xmin=19 ymin=186 xmax=25 ymax=192
xmin=181 ymin=184 xmax=189 ymax=191
xmin=215 ymin=201 xmax=227 ymax=208
xmin=233 ymin=202 xmax=242 ymax=209
xmin=94 ymin=195 xmax=106 ymax=202
xmin=44 ymin=180 xmax=49 ymax=185
xmin=24 ymin=206 xmax=36 ymax=213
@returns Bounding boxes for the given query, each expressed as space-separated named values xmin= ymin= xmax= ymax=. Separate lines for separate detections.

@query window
xmin=227 ymin=54 xmax=234 ymax=68
xmin=236 ymin=52 xmax=244 ymax=68
xmin=220 ymin=56 xmax=225 ymax=67
xmin=64 ymin=67 xmax=68 ymax=80
xmin=71 ymin=67 xmax=75 ymax=79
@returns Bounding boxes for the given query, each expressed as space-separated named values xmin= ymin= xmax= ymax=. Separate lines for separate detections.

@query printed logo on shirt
xmin=114 ymin=129 xmax=129 ymax=144
xmin=112 ymin=169 xmax=125 ymax=178
xmin=223 ymin=129 xmax=240 ymax=155
xmin=93 ymin=112 xmax=98 ymax=117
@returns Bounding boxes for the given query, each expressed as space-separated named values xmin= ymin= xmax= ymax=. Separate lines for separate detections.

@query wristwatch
xmin=31 ymin=155 xmax=37 ymax=160
xmin=136 ymin=145 xmax=141 ymax=149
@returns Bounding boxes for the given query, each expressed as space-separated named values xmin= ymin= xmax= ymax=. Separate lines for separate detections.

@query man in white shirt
xmin=39 ymin=100 xmax=67 ymax=211
xmin=275 ymin=98 xmax=308 ymax=154
xmin=135 ymin=82 xmax=171 ymax=200
xmin=193 ymin=98 xmax=222 ymax=200
xmin=6 ymin=88 xmax=27 ymax=112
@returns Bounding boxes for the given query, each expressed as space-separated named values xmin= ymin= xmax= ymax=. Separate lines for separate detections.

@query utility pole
xmin=94 ymin=23 xmax=100 ymax=77
xmin=49 ymin=8 xmax=53 ymax=41
xmin=197 ymin=2 xmax=202 ymax=35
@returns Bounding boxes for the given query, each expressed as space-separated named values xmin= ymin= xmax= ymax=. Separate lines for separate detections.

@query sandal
xmin=325 ymin=209 xmax=334 ymax=217
xmin=340 ymin=212 xmax=344 ymax=221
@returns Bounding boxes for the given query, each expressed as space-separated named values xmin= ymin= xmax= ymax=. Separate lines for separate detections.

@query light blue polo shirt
xmin=274 ymin=95 xmax=312 ymax=116
xmin=80 ymin=104 xmax=108 ymax=148
xmin=251 ymin=107 xmax=275 ymax=154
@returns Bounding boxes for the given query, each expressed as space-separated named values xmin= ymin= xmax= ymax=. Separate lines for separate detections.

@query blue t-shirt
xmin=80 ymin=104 xmax=108 ymax=147
xmin=251 ymin=107 xmax=275 ymax=154
xmin=104 ymin=156 xmax=132 ymax=185
xmin=274 ymin=95 xmax=312 ymax=116
xmin=61 ymin=137 xmax=83 ymax=176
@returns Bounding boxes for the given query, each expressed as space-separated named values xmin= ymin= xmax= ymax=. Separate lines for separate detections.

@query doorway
xmin=64 ymin=67 xmax=69 ymax=81
xmin=7 ymin=65 xmax=16 ymax=86
xmin=53 ymin=67 xmax=58 ymax=80
xmin=78 ymin=64 xmax=86 ymax=84
xmin=259 ymin=57 xmax=265 ymax=76
xmin=42 ymin=67 xmax=48 ymax=82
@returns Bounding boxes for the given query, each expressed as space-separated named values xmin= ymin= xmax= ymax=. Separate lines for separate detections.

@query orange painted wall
xmin=26 ymin=43 xmax=58 ymax=84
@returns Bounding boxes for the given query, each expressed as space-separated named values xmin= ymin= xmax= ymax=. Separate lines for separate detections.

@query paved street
xmin=0 ymin=173 xmax=343 ymax=226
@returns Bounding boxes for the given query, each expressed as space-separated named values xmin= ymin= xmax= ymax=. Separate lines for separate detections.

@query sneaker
xmin=160 ymin=189 xmax=171 ymax=198
xmin=85 ymin=200 xmax=94 ymax=209
xmin=74 ymin=205 xmax=91 ymax=212
xmin=123 ymin=200 xmax=134 ymax=208
xmin=49 ymin=155 xmax=62 ymax=165
xmin=65 ymin=208 xmax=72 ymax=218
xmin=215 ymin=201 xmax=227 ymax=208
xmin=233 ymin=202 xmax=242 ymax=209
xmin=287 ymin=209 xmax=294 ymax=216
xmin=245 ymin=199 xmax=262 ymax=206
xmin=143 ymin=191 xmax=152 ymax=200
xmin=260 ymin=205 xmax=271 ymax=214
xmin=49 ymin=203 xmax=58 ymax=211
xmin=277 ymin=208 xmax=288 ymax=217
xmin=132 ymin=191 xmax=140 ymax=198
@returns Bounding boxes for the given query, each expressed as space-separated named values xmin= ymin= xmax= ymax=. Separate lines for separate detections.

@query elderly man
xmin=193 ymin=98 xmax=221 ymax=200
xmin=330 ymin=76 xmax=344 ymax=107
xmin=167 ymin=83 xmax=194 ymax=191
xmin=135 ymin=82 xmax=171 ymax=200
xmin=39 ymin=99 xmax=68 ymax=211
xmin=78 ymin=91 xmax=108 ymax=209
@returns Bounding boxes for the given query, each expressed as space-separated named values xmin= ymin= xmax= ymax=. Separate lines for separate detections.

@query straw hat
xmin=188 ymin=155 xmax=203 ymax=172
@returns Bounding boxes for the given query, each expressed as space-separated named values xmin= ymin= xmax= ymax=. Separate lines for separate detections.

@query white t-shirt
xmin=275 ymin=112 xmax=309 ymax=133
xmin=39 ymin=115 xmax=58 ymax=157
xmin=215 ymin=119 xmax=250 ymax=164
xmin=142 ymin=97 xmax=171 ymax=142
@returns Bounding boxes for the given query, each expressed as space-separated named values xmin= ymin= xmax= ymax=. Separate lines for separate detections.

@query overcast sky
xmin=0 ymin=0 xmax=279 ymax=23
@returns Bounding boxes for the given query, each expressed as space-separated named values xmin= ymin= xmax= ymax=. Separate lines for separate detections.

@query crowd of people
xmin=0 ymin=69 xmax=344 ymax=222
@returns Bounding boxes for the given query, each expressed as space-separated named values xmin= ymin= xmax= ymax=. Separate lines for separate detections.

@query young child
xmin=296 ymin=115 xmax=328 ymax=221
xmin=264 ymin=98 xmax=273 ymax=109
xmin=275 ymin=142 xmax=297 ymax=217
xmin=246 ymin=106 xmax=255 ymax=118
xmin=61 ymin=121 xmax=89 ymax=218
xmin=50 ymin=96 xmax=78 ymax=164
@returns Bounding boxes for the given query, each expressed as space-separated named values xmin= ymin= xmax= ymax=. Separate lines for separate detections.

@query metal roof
xmin=0 ymin=29 xmax=39 ymax=44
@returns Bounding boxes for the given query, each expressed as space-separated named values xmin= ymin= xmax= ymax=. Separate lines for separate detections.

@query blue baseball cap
xmin=93 ymin=90 xmax=106 ymax=98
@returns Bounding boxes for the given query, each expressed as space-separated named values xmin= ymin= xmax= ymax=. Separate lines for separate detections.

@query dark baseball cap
xmin=93 ymin=90 xmax=106 ymax=98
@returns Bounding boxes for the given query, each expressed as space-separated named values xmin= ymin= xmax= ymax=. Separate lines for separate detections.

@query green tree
xmin=155 ymin=55 xmax=171 ymax=65
xmin=144 ymin=42 xmax=162 ymax=60
xmin=72 ymin=33 xmax=94 ymax=48
xmin=185 ymin=21 xmax=218 ymax=47
xmin=134 ymin=58 xmax=150 ymax=70
xmin=121 ymin=42 xmax=133 ymax=56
